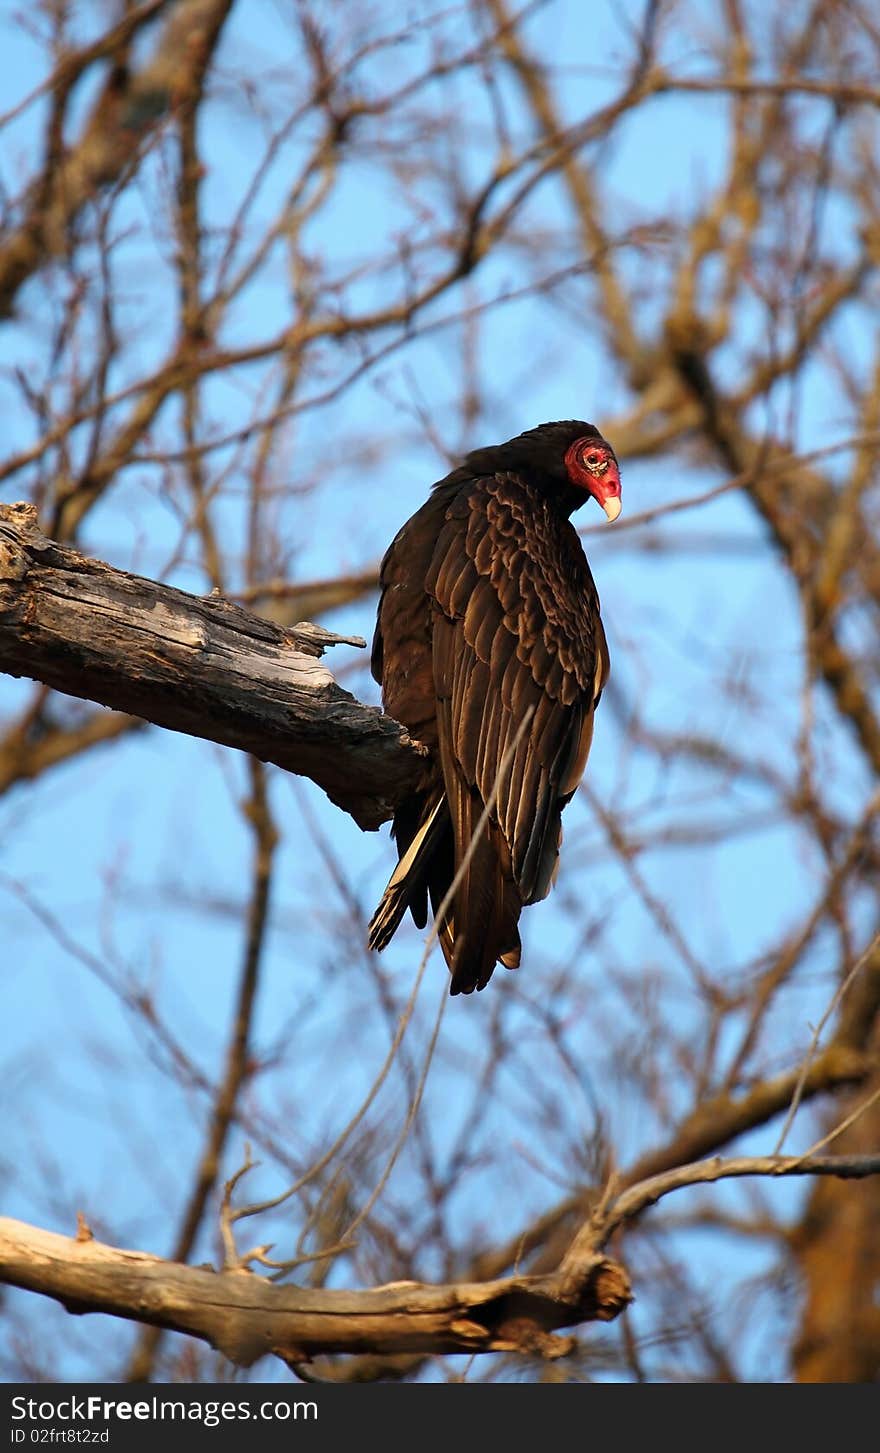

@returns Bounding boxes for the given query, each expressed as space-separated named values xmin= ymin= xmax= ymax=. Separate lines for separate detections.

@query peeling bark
xmin=0 ymin=502 xmax=423 ymax=830
xmin=0 ymin=1217 xmax=630 ymax=1367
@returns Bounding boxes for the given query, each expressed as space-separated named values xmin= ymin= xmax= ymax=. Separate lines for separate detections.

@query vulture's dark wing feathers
xmin=428 ymin=472 xmax=606 ymax=905
xmin=368 ymin=460 xmax=609 ymax=996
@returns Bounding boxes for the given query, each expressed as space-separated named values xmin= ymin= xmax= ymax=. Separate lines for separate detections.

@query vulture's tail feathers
xmin=369 ymin=787 xmax=523 ymax=995
xmin=445 ymin=791 xmax=522 ymax=995
xmin=368 ymin=795 xmax=446 ymax=953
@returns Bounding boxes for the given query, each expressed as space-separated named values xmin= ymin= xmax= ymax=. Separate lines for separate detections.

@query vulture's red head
xmin=463 ymin=419 xmax=621 ymax=521
xmin=562 ymin=431 xmax=622 ymax=521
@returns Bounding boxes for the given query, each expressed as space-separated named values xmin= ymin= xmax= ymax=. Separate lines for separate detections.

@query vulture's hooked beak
xmin=590 ymin=461 xmax=622 ymax=522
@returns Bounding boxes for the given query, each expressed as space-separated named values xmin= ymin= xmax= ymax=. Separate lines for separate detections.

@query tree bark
xmin=791 ymin=950 xmax=880 ymax=1382
xmin=791 ymin=1084 xmax=880 ymax=1382
xmin=0 ymin=1217 xmax=630 ymax=1368
xmin=0 ymin=502 xmax=423 ymax=830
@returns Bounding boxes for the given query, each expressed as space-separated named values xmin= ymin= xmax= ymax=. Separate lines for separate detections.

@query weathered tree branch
xmin=4 ymin=1152 xmax=877 ymax=1370
xmin=584 ymin=1152 xmax=880 ymax=1249
xmin=0 ymin=1217 xmax=630 ymax=1367
xmin=0 ymin=502 xmax=422 ymax=829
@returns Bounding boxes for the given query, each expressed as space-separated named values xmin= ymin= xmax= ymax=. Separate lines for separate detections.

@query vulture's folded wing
xmin=426 ymin=472 xmax=608 ymax=990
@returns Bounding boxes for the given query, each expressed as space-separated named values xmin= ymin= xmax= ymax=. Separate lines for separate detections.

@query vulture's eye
xmin=583 ymin=448 xmax=606 ymax=472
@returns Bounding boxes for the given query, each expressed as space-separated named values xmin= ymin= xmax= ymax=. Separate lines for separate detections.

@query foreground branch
xmin=4 ymin=1153 xmax=877 ymax=1371
xmin=583 ymin=1152 xmax=880 ymax=1252
xmin=0 ymin=1218 xmax=629 ymax=1367
xmin=0 ymin=503 xmax=422 ymax=829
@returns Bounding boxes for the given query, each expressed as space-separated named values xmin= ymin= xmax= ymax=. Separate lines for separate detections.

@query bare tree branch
xmin=0 ymin=1217 xmax=629 ymax=1366
xmin=0 ymin=0 xmax=233 ymax=318
xmin=0 ymin=502 xmax=421 ymax=829
xmin=595 ymin=1153 xmax=880 ymax=1245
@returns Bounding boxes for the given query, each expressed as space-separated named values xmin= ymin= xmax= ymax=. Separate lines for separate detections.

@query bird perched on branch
xmin=368 ymin=420 xmax=621 ymax=994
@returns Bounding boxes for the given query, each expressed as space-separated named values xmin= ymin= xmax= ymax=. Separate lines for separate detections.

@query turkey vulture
xmin=368 ymin=420 xmax=620 ymax=994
